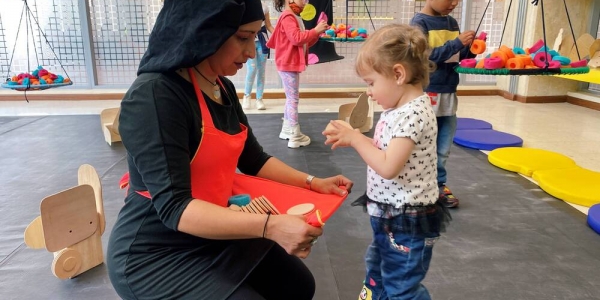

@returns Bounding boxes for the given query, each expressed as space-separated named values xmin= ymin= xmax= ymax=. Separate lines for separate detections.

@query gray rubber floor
xmin=1 ymin=113 xmax=599 ymax=300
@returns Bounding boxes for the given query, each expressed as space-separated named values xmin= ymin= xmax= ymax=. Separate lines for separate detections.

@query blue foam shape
xmin=228 ymin=194 xmax=251 ymax=206
xmin=453 ymin=129 xmax=523 ymax=150
xmin=513 ymin=47 xmax=526 ymax=55
xmin=456 ymin=118 xmax=493 ymax=130
xmin=588 ymin=204 xmax=600 ymax=235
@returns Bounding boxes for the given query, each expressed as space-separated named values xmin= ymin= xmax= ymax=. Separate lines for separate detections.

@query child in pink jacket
xmin=267 ymin=0 xmax=327 ymax=148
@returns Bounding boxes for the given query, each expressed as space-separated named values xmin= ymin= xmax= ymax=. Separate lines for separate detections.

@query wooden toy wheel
xmin=52 ymin=248 xmax=82 ymax=279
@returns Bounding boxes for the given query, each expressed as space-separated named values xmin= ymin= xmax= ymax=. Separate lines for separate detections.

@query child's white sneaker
xmin=279 ymin=119 xmax=292 ymax=140
xmin=287 ymin=124 xmax=311 ymax=148
xmin=242 ymin=95 xmax=251 ymax=109
xmin=256 ymin=99 xmax=266 ymax=110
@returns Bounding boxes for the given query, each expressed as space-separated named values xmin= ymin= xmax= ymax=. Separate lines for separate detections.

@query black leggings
xmin=227 ymin=245 xmax=315 ymax=300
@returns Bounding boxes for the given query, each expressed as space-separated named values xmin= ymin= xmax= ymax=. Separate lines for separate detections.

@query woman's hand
xmin=310 ymin=175 xmax=353 ymax=196
xmin=265 ymin=214 xmax=323 ymax=258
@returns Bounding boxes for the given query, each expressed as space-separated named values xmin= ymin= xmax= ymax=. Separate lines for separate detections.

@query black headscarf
xmin=137 ymin=0 xmax=264 ymax=75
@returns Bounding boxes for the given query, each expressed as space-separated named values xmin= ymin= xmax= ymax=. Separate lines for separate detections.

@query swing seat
xmin=23 ymin=164 xmax=106 ymax=279
xmin=455 ymin=66 xmax=590 ymax=76
xmin=4 ymin=0 xmax=73 ymax=93
xmin=319 ymin=37 xmax=366 ymax=42
xmin=1 ymin=81 xmax=73 ymax=91
xmin=461 ymin=0 xmax=590 ymax=77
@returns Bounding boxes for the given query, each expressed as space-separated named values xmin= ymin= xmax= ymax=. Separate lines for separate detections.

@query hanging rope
xmin=3 ymin=0 xmax=73 ymax=93
xmin=530 ymin=0 xmax=581 ymax=66
xmin=539 ymin=0 xmax=550 ymax=69
xmin=456 ymin=0 xmax=589 ymax=76
xmin=24 ymin=0 xmax=72 ymax=80
xmin=345 ymin=0 xmax=348 ymax=38
xmin=6 ymin=2 xmax=27 ymax=80
xmin=27 ymin=4 xmax=40 ymax=68
xmin=561 ymin=0 xmax=581 ymax=61
xmin=498 ymin=0 xmax=513 ymax=47
xmin=361 ymin=0 xmax=376 ymax=31
xmin=25 ymin=0 xmax=32 ymax=89
xmin=475 ymin=0 xmax=492 ymax=37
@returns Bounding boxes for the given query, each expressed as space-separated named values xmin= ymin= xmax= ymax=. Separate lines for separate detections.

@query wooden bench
xmin=100 ymin=107 xmax=121 ymax=145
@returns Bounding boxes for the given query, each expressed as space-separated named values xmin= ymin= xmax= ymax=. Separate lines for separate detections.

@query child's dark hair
xmin=355 ymin=24 xmax=434 ymax=88
xmin=273 ymin=0 xmax=285 ymax=12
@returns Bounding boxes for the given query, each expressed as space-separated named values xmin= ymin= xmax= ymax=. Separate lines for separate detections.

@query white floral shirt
xmin=366 ymin=94 xmax=439 ymax=217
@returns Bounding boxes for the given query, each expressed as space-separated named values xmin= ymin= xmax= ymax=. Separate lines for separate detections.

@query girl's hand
xmin=310 ymin=175 xmax=353 ymax=196
xmin=265 ymin=214 xmax=323 ymax=258
xmin=315 ymin=21 xmax=328 ymax=34
xmin=323 ymin=120 xmax=361 ymax=150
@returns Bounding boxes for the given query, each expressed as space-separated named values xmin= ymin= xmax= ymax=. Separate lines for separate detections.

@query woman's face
xmin=207 ymin=20 xmax=263 ymax=76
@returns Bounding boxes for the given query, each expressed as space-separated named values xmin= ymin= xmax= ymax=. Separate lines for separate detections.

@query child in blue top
xmin=242 ymin=1 xmax=274 ymax=110
xmin=323 ymin=23 xmax=450 ymax=300
xmin=410 ymin=0 xmax=475 ymax=208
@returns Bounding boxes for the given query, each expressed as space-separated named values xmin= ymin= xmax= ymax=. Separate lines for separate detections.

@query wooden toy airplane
xmin=23 ymin=164 xmax=105 ymax=279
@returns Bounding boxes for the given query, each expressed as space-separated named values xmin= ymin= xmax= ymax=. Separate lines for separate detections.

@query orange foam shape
xmin=506 ymin=57 xmax=526 ymax=69
xmin=470 ymin=40 xmax=487 ymax=55
xmin=499 ymin=45 xmax=516 ymax=59
xmin=475 ymin=59 xmax=485 ymax=69
xmin=516 ymin=54 xmax=533 ymax=66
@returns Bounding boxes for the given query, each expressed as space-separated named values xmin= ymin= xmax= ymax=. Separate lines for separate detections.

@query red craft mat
xmin=232 ymin=173 xmax=347 ymax=223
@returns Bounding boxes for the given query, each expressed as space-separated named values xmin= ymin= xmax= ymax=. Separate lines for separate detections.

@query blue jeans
xmin=436 ymin=115 xmax=457 ymax=187
xmin=360 ymin=217 xmax=440 ymax=300
xmin=244 ymin=41 xmax=267 ymax=100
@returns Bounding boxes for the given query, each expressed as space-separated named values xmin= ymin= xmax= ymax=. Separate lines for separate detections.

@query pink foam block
xmin=548 ymin=60 xmax=561 ymax=68
xmin=570 ymin=60 xmax=588 ymax=68
xmin=529 ymin=39 xmax=545 ymax=53
xmin=484 ymin=57 xmax=503 ymax=69
xmin=317 ymin=12 xmax=328 ymax=24
xmin=477 ymin=32 xmax=487 ymax=41
xmin=460 ymin=58 xmax=477 ymax=68
xmin=533 ymin=52 xmax=551 ymax=68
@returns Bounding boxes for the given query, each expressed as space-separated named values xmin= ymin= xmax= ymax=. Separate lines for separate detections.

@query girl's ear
xmin=393 ymin=63 xmax=406 ymax=85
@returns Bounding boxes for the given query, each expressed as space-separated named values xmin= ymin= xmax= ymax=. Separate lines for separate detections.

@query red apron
xmin=120 ymin=68 xmax=247 ymax=206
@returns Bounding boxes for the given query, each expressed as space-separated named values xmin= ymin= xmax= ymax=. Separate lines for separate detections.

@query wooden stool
xmin=589 ymin=39 xmax=600 ymax=68
xmin=23 ymin=164 xmax=106 ymax=279
xmin=338 ymin=92 xmax=373 ymax=133
xmin=100 ymin=107 xmax=121 ymax=145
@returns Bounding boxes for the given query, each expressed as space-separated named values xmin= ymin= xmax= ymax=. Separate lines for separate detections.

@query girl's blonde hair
xmin=355 ymin=24 xmax=433 ymax=88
